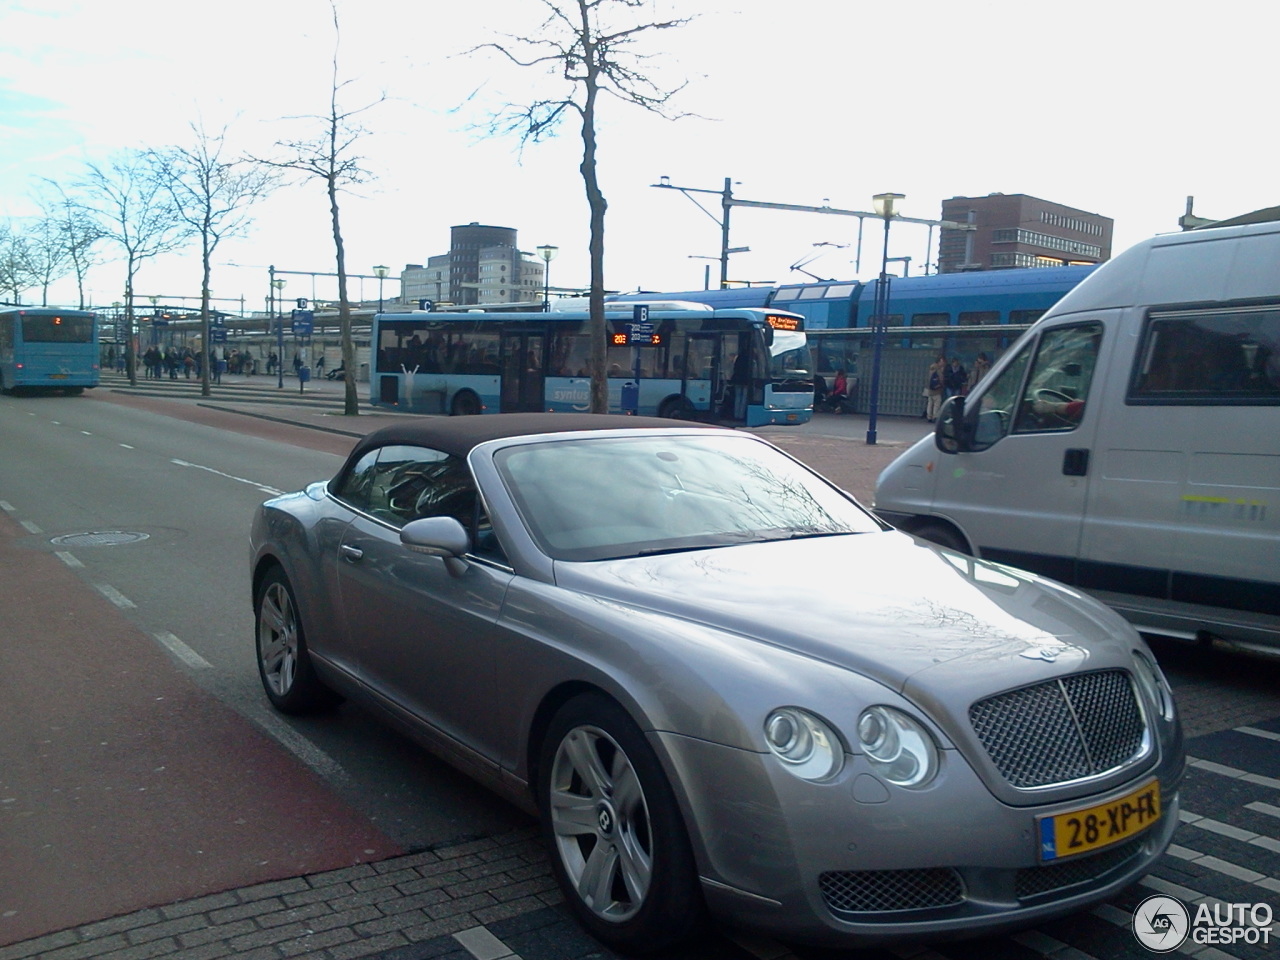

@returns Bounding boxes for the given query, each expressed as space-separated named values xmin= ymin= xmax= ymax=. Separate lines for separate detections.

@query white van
xmin=874 ymin=220 xmax=1280 ymax=651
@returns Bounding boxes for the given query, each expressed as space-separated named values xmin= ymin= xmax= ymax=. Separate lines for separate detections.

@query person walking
xmin=923 ymin=355 xmax=945 ymax=422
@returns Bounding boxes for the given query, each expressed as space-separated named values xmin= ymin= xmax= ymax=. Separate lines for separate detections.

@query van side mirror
xmin=935 ymin=396 xmax=969 ymax=453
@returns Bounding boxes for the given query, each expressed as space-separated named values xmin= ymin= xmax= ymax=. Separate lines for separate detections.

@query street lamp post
xmin=271 ymin=271 xmax=286 ymax=389
xmin=536 ymin=245 xmax=558 ymax=311
xmin=866 ymin=192 xmax=904 ymax=446
xmin=373 ymin=264 xmax=389 ymax=314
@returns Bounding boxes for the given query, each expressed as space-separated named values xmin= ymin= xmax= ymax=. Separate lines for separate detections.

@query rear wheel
xmin=657 ymin=396 xmax=694 ymax=420
xmin=539 ymin=694 xmax=702 ymax=954
xmin=450 ymin=390 xmax=482 ymax=416
xmin=255 ymin=567 xmax=340 ymax=714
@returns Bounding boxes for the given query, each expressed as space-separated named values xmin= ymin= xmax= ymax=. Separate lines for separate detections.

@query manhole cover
xmin=50 ymin=531 xmax=151 ymax=547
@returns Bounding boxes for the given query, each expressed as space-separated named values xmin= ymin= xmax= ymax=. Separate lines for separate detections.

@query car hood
xmin=551 ymin=531 xmax=1134 ymax=701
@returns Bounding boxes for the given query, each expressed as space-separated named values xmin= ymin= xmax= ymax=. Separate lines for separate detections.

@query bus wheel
xmin=658 ymin=397 xmax=693 ymax=420
xmin=450 ymin=391 xmax=482 ymax=416
xmin=912 ymin=520 xmax=971 ymax=555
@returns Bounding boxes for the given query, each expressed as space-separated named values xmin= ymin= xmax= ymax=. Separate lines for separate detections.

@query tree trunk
xmin=200 ymin=235 xmax=212 ymax=397
xmin=329 ymin=175 xmax=359 ymax=416
xmin=580 ymin=30 xmax=609 ymax=415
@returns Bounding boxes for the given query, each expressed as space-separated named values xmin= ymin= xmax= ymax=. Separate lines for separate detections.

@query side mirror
xmin=401 ymin=516 xmax=469 ymax=558
xmin=934 ymin=395 xmax=968 ymax=453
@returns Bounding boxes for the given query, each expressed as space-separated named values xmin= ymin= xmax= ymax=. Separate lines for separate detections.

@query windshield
xmin=494 ymin=432 xmax=879 ymax=561
xmin=769 ymin=330 xmax=812 ymax=380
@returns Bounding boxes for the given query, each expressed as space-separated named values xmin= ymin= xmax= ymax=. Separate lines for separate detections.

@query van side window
xmin=1012 ymin=322 xmax=1104 ymax=433
xmin=1130 ymin=307 xmax=1280 ymax=404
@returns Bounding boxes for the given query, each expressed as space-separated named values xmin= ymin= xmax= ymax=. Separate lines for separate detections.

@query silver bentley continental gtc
xmin=249 ymin=414 xmax=1184 ymax=953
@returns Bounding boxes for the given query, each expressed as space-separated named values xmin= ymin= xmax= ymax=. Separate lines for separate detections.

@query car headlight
xmin=764 ymin=708 xmax=844 ymax=781
xmin=856 ymin=706 xmax=938 ymax=787
xmin=1131 ymin=649 xmax=1176 ymax=722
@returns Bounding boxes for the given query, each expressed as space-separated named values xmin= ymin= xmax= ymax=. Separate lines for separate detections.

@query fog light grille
xmin=1016 ymin=838 xmax=1145 ymax=900
xmin=819 ymin=867 xmax=964 ymax=915
xmin=970 ymin=670 xmax=1145 ymax=788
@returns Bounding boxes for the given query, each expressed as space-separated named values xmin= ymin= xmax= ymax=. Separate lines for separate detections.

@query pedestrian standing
xmin=944 ymin=356 xmax=967 ymax=400
xmin=923 ymin=355 xmax=945 ymax=422
xmin=968 ymin=352 xmax=991 ymax=392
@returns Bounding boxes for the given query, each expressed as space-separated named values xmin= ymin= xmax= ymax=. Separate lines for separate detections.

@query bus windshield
xmin=769 ymin=329 xmax=812 ymax=379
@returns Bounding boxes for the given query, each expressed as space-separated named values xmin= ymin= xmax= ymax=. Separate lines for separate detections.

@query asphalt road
xmin=0 ymin=387 xmax=530 ymax=945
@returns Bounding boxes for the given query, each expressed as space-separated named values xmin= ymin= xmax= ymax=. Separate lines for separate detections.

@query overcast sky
xmin=2 ymin=0 xmax=1274 ymax=311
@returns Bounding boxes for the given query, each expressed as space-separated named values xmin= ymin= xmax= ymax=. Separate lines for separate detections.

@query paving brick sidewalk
xmin=0 ymin=829 xmax=602 ymax=960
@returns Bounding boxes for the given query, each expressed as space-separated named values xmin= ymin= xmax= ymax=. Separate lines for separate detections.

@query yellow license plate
xmin=786 ymin=413 xmax=798 ymax=422
xmin=48 ymin=373 xmax=68 ymax=379
xmin=1038 ymin=778 xmax=1160 ymax=861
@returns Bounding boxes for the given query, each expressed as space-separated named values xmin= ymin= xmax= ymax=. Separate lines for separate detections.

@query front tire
xmin=911 ymin=519 xmax=971 ymax=554
xmin=255 ymin=567 xmax=340 ymax=714
xmin=539 ymin=694 xmax=703 ymax=954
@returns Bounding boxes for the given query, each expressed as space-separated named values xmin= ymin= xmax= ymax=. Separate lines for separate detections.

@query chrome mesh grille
xmin=819 ymin=868 xmax=964 ymax=915
xmin=1015 ymin=837 xmax=1144 ymax=900
xmin=969 ymin=670 xmax=1145 ymax=788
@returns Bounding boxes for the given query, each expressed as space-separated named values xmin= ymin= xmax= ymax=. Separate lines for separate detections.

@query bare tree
xmin=477 ymin=0 xmax=692 ymax=413
xmin=21 ymin=217 xmax=74 ymax=306
xmin=38 ymin=182 xmax=108 ymax=309
xmin=153 ymin=124 xmax=277 ymax=396
xmin=0 ymin=221 xmax=37 ymax=305
xmin=76 ymin=151 xmax=190 ymax=384
xmin=251 ymin=1 xmax=381 ymax=417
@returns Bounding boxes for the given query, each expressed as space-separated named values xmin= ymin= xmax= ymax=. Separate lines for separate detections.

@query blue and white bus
xmin=612 ymin=267 xmax=1098 ymax=416
xmin=0 ymin=307 xmax=100 ymax=395
xmin=369 ymin=306 xmax=813 ymax=426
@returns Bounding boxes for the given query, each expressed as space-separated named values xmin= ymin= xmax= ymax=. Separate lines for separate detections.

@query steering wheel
xmin=387 ymin=474 xmax=428 ymax=513
xmin=1035 ymin=388 xmax=1073 ymax=404
xmin=1031 ymin=388 xmax=1077 ymax=426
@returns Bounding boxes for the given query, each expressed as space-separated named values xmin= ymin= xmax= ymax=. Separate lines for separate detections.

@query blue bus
xmin=0 ymin=307 xmax=100 ymax=395
xmin=369 ymin=306 xmax=813 ymax=426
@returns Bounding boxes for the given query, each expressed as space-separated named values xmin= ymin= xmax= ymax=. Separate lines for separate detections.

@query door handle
xmin=340 ymin=544 xmax=364 ymax=562
xmin=1063 ymin=448 xmax=1089 ymax=477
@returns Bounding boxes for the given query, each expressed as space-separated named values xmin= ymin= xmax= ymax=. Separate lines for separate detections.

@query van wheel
xmin=912 ymin=520 xmax=970 ymax=554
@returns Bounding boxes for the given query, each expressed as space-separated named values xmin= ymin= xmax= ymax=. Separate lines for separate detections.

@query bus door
xmin=681 ymin=333 xmax=720 ymax=416
xmin=500 ymin=331 xmax=545 ymax=412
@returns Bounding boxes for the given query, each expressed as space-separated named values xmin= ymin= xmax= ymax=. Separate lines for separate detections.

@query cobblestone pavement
xmin=0 ymin=829 xmax=576 ymax=960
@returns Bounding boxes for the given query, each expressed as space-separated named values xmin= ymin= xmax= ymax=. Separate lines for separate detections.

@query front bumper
xmin=656 ymin=731 xmax=1183 ymax=947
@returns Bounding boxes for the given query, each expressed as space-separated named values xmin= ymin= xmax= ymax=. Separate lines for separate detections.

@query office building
xmin=938 ymin=194 xmax=1113 ymax=273
xmin=399 ymin=223 xmax=547 ymax=307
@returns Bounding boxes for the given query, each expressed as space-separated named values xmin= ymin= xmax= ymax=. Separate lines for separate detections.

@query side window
xmin=348 ymin=444 xmax=507 ymax=564
xmin=333 ymin=449 xmax=380 ymax=511
xmin=968 ymin=337 xmax=1034 ymax=449
xmin=359 ymin=445 xmax=474 ymax=529
xmin=1012 ymin=322 xmax=1103 ymax=434
xmin=1130 ymin=307 xmax=1280 ymax=404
